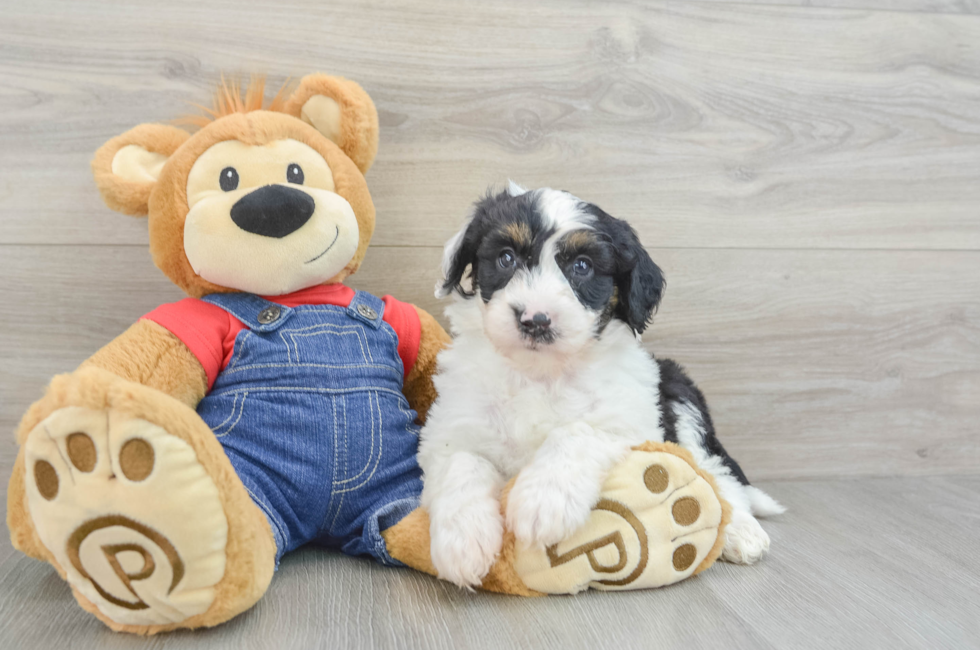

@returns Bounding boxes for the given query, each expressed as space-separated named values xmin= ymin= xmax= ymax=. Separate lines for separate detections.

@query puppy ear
xmin=436 ymin=188 xmax=513 ymax=298
xmin=91 ymin=124 xmax=189 ymax=216
xmin=611 ymin=221 xmax=665 ymax=334
xmin=284 ymin=74 xmax=379 ymax=174
xmin=436 ymin=215 xmax=481 ymax=299
xmin=507 ymin=180 xmax=528 ymax=197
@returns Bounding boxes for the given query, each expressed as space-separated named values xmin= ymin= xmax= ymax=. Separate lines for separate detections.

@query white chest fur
xmin=420 ymin=300 xmax=665 ymax=480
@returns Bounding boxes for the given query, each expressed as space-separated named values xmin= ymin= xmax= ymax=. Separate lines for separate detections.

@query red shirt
xmin=141 ymin=284 xmax=421 ymax=392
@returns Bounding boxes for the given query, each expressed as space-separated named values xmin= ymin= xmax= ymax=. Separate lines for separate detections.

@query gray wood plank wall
xmin=2 ymin=0 xmax=978 ymax=482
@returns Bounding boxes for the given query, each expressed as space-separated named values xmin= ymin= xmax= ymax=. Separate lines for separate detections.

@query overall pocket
xmin=330 ymin=391 xmax=382 ymax=495
xmin=198 ymin=391 xmax=249 ymax=438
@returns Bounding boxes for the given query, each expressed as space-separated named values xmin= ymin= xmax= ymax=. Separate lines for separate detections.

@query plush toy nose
xmin=230 ymin=185 xmax=315 ymax=238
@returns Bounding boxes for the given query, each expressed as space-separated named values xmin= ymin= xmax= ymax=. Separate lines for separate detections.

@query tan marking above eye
xmin=502 ymin=222 xmax=533 ymax=247
xmin=561 ymin=230 xmax=597 ymax=250
xmin=34 ymin=460 xmax=59 ymax=500
xmin=67 ymin=432 xmax=97 ymax=472
xmin=119 ymin=438 xmax=155 ymax=482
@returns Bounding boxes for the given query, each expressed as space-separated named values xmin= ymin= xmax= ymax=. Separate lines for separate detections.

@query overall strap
xmin=347 ymin=290 xmax=386 ymax=329
xmin=201 ymin=292 xmax=295 ymax=332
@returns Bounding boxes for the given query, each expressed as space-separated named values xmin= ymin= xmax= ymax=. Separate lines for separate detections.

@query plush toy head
xmin=92 ymin=74 xmax=379 ymax=297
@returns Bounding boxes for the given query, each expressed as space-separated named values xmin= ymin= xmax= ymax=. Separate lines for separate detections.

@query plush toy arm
xmin=79 ymin=319 xmax=208 ymax=409
xmin=15 ymin=319 xmax=207 ymax=448
xmin=402 ymin=306 xmax=451 ymax=424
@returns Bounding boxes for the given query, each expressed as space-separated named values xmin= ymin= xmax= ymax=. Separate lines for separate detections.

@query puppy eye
xmin=219 ymin=167 xmax=239 ymax=192
xmin=497 ymin=249 xmax=517 ymax=270
xmin=287 ymin=163 xmax=305 ymax=185
xmin=572 ymin=256 xmax=593 ymax=276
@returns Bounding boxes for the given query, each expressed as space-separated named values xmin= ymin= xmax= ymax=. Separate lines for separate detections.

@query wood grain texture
xmin=1 ymin=474 xmax=977 ymax=649
xmin=2 ymin=1 xmax=980 ymax=250
xmin=2 ymin=1 xmax=980 ymax=646
xmin=2 ymin=244 xmax=977 ymax=480
xmin=697 ymin=0 xmax=980 ymax=15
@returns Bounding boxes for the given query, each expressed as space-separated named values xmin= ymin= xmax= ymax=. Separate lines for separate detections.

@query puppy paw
xmin=506 ymin=469 xmax=597 ymax=548
xmin=721 ymin=509 xmax=771 ymax=564
xmin=430 ymin=499 xmax=504 ymax=589
xmin=511 ymin=444 xmax=726 ymax=594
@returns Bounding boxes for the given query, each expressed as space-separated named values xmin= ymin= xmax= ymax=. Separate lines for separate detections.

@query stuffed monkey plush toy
xmin=6 ymin=74 xmax=729 ymax=635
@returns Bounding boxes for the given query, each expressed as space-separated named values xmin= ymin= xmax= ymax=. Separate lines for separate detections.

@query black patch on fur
xmin=555 ymin=232 xmax=616 ymax=309
xmin=658 ymin=376 xmax=679 ymax=444
xmin=582 ymin=204 xmax=665 ymax=334
xmin=656 ymin=358 xmax=750 ymax=486
xmin=553 ymin=230 xmax=618 ymax=336
xmin=441 ymin=189 xmax=554 ymax=302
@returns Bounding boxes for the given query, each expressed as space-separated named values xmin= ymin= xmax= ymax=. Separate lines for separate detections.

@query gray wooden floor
xmin=2 ymin=476 xmax=978 ymax=649
xmin=1 ymin=0 xmax=978 ymax=648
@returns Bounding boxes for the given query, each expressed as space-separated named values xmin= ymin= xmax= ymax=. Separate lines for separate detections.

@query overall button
xmin=357 ymin=304 xmax=378 ymax=320
xmin=258 ymin=306 xmax=281 ymax=324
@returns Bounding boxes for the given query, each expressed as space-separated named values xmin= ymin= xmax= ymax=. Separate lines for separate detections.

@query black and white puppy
xmin=418 ymin=184 xmax=784 ymax=588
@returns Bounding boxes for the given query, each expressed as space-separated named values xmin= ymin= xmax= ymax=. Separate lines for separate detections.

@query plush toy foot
xmin=7 ymin=368 xmax=276 ymax=634
xmin=384 ymin=442 xmax=730 ymax=596
xmin=510 ymin=442 xmax=730 ymax=594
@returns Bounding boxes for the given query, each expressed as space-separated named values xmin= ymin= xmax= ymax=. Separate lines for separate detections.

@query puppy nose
xmin=231 ymin=184 xmax=315 ymax=238
xmin=520 ymin=311 xmax=551 ymax=331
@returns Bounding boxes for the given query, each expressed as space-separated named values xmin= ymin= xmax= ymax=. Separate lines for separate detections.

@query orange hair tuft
xmin=177 ymin=75 xmax=292 ymax=128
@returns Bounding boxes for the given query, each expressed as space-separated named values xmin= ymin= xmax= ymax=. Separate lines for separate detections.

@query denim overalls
xmin=195 ymin=291 xmax=423 ymax=566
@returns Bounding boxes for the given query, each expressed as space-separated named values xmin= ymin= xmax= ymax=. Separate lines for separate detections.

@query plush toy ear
xmin=91 ymin=124 xmax=189 ymax=216
xmin=284 ymin=74 xmax=380 ymax=174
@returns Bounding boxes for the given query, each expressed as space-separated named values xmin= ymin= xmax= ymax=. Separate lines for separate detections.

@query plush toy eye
xmin=219 ymin=167 xmax=239 ymax=192
xmin=572 ymin=256 xmax=593 ymax=276
xmin=287 ymin=163 xmax=305 ymax=185
xmin=497 ymin=249 xmax=517 ymax=270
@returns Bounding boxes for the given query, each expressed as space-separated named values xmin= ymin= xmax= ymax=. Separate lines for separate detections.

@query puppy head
xmin=438 ymin=185 xmax=664 ymax=361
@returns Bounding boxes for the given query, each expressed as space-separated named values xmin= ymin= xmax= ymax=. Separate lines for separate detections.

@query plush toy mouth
xmin=304 ymin=225 xmax=341 ymax=264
